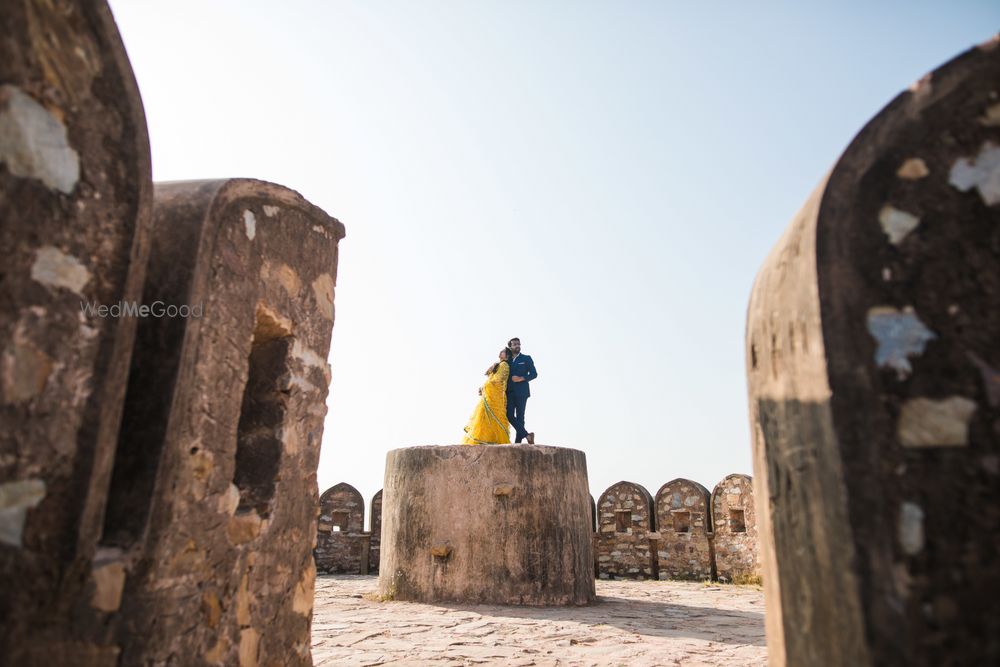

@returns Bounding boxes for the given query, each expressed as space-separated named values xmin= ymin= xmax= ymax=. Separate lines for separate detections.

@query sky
xmin=109 ymin=1 xmax=999 ymax=530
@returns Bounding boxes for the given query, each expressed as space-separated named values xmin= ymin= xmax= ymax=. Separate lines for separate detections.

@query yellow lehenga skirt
xmin=462 ymin=361 xmax=511 ymax=445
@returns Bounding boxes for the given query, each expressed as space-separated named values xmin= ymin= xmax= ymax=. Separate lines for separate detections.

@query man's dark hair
xmin=508 ymin=337 xmax=520 ymax=346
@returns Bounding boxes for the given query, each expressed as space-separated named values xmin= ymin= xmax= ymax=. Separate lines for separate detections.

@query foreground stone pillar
xmin=108 ymin=180 xmax=344 ymax=665
xmin=747 ymin=39 xmax=1000 ymax=666
xmin=0 ymin=1 xmax=152 ymax=662
xmin=379 ymin=445 xmax=595 ymax=605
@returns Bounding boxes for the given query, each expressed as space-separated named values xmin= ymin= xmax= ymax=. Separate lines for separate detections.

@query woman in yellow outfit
xmin=462 ymin=349 xmax=511 ymax=445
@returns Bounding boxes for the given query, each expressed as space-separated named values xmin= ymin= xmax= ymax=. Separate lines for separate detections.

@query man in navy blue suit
xmin=505 ymin=337 xmax=538 ymax=444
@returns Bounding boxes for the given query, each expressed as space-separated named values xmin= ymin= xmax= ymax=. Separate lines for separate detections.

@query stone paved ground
xmin=312 ymin=575 xmax=767 ymax=666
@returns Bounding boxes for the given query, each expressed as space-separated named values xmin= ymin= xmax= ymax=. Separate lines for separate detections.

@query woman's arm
xmin=490 ymin=361 xmax=510 ymax=387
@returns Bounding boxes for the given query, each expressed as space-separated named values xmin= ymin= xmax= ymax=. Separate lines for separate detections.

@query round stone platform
xmin=378 ymin=444 xmax=595 ymax=606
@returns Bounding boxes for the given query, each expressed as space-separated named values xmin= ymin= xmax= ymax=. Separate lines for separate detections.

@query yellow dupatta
xmin=461 ymin=360 xmax=511 ymax=445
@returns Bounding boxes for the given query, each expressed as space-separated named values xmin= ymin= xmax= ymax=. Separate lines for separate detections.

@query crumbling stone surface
xmin=370 ymin=489 xmax=383 ymax=574
xmin=109 ymin=180 xmax=344 ymax=666
xmin=655 ymin=478 xmax=714 ymax=580
xmin=595 ymin=481 xmax=657 ymax=580
xmin=746 ymin=38 xmax=1000 ymax=666
xmin=711 ymin=474 xmax=758 ymax=582
xmin=0 ymin=0 xmax=152 ymax=661
xmin=379 ymin=445 xmax=595 ymax=605
xmin=315 ymin=483 xmax=369 ymax=574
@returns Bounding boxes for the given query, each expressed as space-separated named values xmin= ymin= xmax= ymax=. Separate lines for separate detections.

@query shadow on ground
xmin=320 ymin=575 xmax=766 ymax=648
xmin=440 ymin=595 xmax=766 ymax=647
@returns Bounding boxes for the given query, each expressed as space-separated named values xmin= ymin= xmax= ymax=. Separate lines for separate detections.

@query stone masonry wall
xmin=655 ymin=479 xmax=714 ymax=580
xmin=712 ymin=474 xmax=759 ymax=581
xmin=595 ymin=481 xmax=657 ymax=580
xmin=315 ymin=483 xmax=368 ymax=574
xmin=369 ymin=490 xmax=382 ymax=574
xmin=319 ymin=475 xmax=759 ymax=584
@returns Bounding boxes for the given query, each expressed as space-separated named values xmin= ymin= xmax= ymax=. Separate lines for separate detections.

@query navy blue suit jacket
xmin=506 ymin=354 xmax=537 ymax=398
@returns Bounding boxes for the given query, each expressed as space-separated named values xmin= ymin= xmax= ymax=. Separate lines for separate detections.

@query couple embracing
xmin=462 ymin=337 xmax=538 ymax=446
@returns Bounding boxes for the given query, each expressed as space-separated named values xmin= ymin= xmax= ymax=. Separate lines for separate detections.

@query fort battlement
xmin=316 ymin=472 xmax=760 ymax=582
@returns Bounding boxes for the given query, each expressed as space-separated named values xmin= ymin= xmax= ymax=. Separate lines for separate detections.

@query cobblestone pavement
xmin=312 ymin=575 xmax=767 ymax=666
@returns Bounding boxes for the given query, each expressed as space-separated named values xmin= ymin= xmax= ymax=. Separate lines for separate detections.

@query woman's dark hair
xmin=485 ymin=348 xmax=510 ymax=376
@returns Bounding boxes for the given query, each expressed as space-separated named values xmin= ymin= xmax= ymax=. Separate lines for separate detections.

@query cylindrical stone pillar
xmin=378 ymin=445 xmax=595 ymax=606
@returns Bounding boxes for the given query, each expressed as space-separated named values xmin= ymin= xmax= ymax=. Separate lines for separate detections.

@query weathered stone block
xmin=315 ymin=482 xmax=369 ymax=574
xmin=747 ymin=39 xmax=1000 ymax=666
xmin=370 ymin=489 xmax=383 ymax=574
xmin=108 ymin=180 xmax=343 ymax=666
xmin=711 ymin=474 xmax=758 ymax=581
xmin=0 ymin=1 xmax=152 ymax=661
xmin=379 ymin=444 xmax=595 ymax=605
xmin=655 ymin=478 xmax=714 ymax=580
xmin=594 ymin=481 xmax=658 ymax=580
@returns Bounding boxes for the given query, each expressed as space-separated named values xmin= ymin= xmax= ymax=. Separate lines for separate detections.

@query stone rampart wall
xmin=319 ymin=474 xmax=759 ymax=581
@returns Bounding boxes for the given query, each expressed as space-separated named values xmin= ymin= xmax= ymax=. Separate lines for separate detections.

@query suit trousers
xmin=507 ymin=392 xmax=529 ymax=443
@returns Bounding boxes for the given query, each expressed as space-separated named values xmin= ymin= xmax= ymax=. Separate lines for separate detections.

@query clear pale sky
xmin=109 ymin=1 xmax=998 ymax=527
